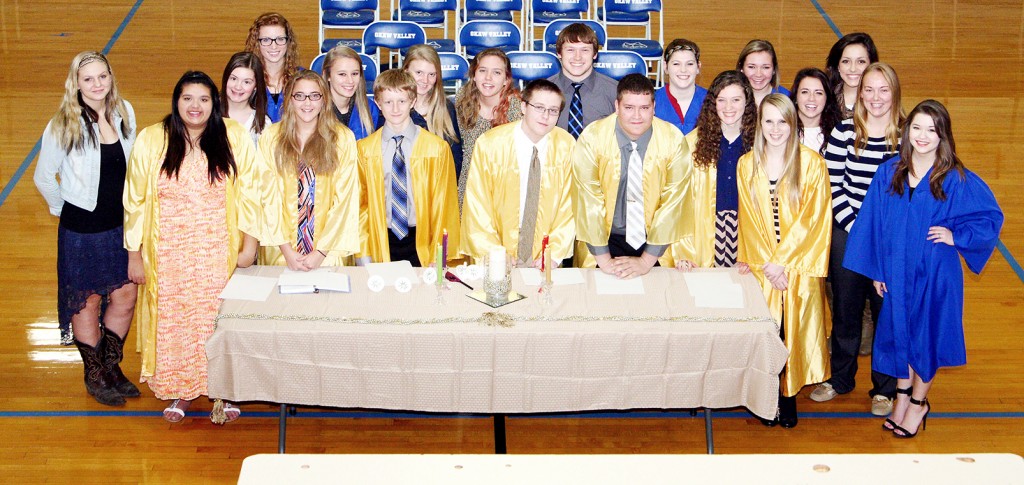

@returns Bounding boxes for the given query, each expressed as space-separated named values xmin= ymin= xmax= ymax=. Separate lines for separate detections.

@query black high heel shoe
xmin=883 ymin=387 xmax=912 ymax=431
xmin=892 ymin=397 xmax=930 ymax=438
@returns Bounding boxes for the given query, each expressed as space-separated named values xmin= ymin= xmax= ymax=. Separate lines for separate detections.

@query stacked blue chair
xmin=320 ymin=0 xmax=381 ymax=53
xmin=362 ymin=21 xmax=428 ymax=68
xmin=393 ymin=0 xmax=458 ymax=53
xmin=507 ymin=50 xmax=560 ymax=87
xmin=462 ymin=0 xmax=524 ymax=32
xmin=438 ymin=52 xmax=471 ymax=93
xmin=598 ymin=0 xmax=663 ymax=80
xmin=526 ymin=0 xmax=590 ymax=50
xmin=458 ymin=20 xmax=523 ymax=56
xmin=538 ymin=18 xmax=605 ymax=52
xmin=594 ymin=50 xmax=647 ymax=79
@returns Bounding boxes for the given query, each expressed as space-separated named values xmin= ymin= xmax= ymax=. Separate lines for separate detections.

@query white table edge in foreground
xmin=238 ymin=453 xmax=1024 ymax=484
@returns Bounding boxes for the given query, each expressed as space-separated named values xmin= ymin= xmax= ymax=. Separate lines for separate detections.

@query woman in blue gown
xmin=844 ymin=99 xmax=1003 ymax=438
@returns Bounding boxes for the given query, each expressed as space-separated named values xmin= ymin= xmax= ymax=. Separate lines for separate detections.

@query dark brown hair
xmin=890 ymin=99 xmax=965 ymax=201
xmin=693 ymin=70 xmax=756 ymax=169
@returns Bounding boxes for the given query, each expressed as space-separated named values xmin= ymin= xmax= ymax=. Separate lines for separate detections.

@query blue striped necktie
xmin=568 ymin=82 xmax=583 ymax=139
xmin=390 ymin=135 xmax=410 ymax=239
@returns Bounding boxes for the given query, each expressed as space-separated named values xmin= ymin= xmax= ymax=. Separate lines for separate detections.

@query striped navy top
xmin=824 ymin=120 xmax=899 ymax=232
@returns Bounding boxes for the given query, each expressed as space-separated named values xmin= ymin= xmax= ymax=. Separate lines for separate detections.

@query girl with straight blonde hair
xmin=403 ymin=44 xmax=462 ymax=174
xmin=323 ymin=44 xmax=380 ymax=140
xmin=737 ymin=94 xmax=832 ymax=429
xmin=256 ymin=70 xmax=361 ymax=270
xmin=34 ymin=51 xmax=138 ymax=407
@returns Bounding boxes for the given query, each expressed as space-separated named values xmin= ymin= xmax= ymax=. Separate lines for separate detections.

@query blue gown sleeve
xmin=945 ymin=170 xmax=1004 ymax=274
xmin=447 ymin=99 xmax=464 ymax=177
xmin=842 ymin=163 xmax=890 ymax=282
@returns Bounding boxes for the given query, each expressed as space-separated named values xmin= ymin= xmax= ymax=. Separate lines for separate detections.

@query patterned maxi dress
xmin=143 ymin=153 xmax=229 ymax=400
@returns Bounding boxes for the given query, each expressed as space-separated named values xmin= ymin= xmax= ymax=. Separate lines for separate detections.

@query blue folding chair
xmin=361 ymin=54 xmax=379 ymax=94
xmin=599 ymin=0 xmax=663 ymax=80
xmin=593 ymin=50 xmax=647 ymax=79
xmin=507 ymin=50 xmax=560 ymax=87
xmin=526 ymin=0 xmax=590 ymax=50
xmin=538 ymin=19 xmax=605 ymax=52
xmin=362 ymin=21 xmax=428 ymax=68
xmin=311 ymin=53 xmax=328 ymax=74
xmin=458 ymin=20 xmax=523 ymax=57
xmin=393 ymin=0 xmax=458 ymax=53
xmin=462 ymin=0 xmax=524 ymax=31
xmin=438 ymin=52 xmax=470 ymax=93
xmin=320 ymin=0 xmax=380 ymax=53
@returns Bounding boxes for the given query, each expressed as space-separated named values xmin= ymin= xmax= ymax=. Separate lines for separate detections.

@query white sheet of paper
xmin=682 ymin=271 xmax=735 ymax=288
xmin=364 ymin=261 xmax=421 ymax=286
xmin=278 ymin=271 xmax=351 ymax=293
xmin=219 ymin=274 xmax=278 ymax=301
xmin=518 ymin=268 xmax=586 ymax=286
xmin=693 ymin=283 xmax=745 ymax=308
xmin=592 ymin=271 xmax=646 ymax=295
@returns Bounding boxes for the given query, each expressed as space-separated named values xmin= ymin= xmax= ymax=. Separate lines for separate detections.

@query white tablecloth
xmin=207 ymin=267 xmax=787 ymax=418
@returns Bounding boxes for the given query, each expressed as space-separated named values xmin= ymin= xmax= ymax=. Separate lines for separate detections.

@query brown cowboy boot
xmin=74 ymin=338 xmax=125 ymax=406
xmin=102 ymin=328 xmax=141 ymax=397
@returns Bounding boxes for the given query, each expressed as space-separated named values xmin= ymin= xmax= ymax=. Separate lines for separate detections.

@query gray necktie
xmin=517 ymin=147 xmax=541 ymax=265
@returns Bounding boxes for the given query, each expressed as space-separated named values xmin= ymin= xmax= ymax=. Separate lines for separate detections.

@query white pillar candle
xmin=488 ymin=248 xmax=506 ymax=281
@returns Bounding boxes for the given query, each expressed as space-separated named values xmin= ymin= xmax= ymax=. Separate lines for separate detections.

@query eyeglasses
xmin=258 ymin=36 xmax=289 ymax=46
xmin=291 ymin=92 xmax=323 ymax=102
xmin=525 ymin=101 xmax=560 ymax=117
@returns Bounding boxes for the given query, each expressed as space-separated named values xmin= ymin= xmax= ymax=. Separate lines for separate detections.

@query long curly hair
xmin=272 ymin=70 xmax=340 ymax=176
xmin=323 ymin=45 xmax=375 ymax=134
xmin=404 ymin=44 xmax=459 ymax=141
xmin=789 ymin=67 xmax=841 ymax=156
xmin=220 ymin=52 xmax=268 ymax=137
xmin=51 ymin=51 xmax=132 ymax=154
xmin=852 ymin=62 xmax=904 ymax=153
xmin=890 ymin=100 xmax=965 ymax=201
xmin=455 ymin=48 xmax=519 ymax=128
xmin=244 ymin=12 xmax=300 ymax=93
xmin=692 ymin=70 xmax=756 ymax=169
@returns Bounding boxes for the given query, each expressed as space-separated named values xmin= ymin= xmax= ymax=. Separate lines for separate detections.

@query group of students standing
xmin=35 ymin=12 xmax=1003 ymax=439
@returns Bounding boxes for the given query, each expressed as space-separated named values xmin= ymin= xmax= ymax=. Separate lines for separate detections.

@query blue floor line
xmin=809 ymin=0 xmax=843 ymax=38
xmin=0 ymin=0 xmax=144 ymax=210
xmin=1 ymin=410 xmax=1021 ymax=419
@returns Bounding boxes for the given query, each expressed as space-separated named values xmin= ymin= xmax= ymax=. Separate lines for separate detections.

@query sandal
xmin=892 ymin=397 xmax=930 ymax=438
xmin=883 ymin=387 xmax=912 ymax=431
xmin=162 ymin=398 xmax=191 ymax=423
xmin=210 ymin=400 xmax=241 ymax=425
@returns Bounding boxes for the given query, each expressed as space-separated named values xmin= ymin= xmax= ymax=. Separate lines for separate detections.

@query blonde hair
xmin=244 ymin=13 xmax=301 ymax=92
xmin=51 ymin=51 xmax=131 ymax=153
xmin=852 ymin=62 xmax=904 ymax=153
xmin=403 ymin=44 xmax=458 ymax=141
xmin=272 ymin=71 xmax=340 ymax=176
xmin=749 ymin=94 xmax=802 ymax=210
xmin=323 ymin=45 xmax=374 ymax=133
xmin=372 ymin=68 xmax=418 ymax=100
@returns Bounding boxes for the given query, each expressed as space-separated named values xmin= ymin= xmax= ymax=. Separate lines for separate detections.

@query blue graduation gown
xmin=653 ymin=85 xmax=707 ymax=136
xmin=412 ymin=99 xmax=463 ymax=176
xmin=335 ymin=102 xmax=382 ymax=141
xmin=843 ymin=159 xmax=1003 ymax=381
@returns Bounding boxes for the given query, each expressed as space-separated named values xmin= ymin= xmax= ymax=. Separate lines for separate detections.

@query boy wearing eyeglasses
xmin=461 ymin=79 xmax=576 ymax=267
xmin=355 ymin=69 xmax=460 ymax=266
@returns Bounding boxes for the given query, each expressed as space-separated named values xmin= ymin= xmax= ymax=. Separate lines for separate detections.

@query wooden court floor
xmin=1 ymin=0 xmax=1022 ymax=482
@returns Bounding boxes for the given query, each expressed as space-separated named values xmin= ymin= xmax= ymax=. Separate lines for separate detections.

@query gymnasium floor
xmin=0 ymin=1 xmax=1021 ymax=482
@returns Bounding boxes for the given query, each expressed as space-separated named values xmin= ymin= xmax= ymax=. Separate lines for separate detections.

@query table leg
xmin=493 ymin=414 xmax=507 ymax=454
xmin=278 ymin=404 xmax=288 ymax=454
xmin=704 ymin=409 xmax=714 ymax=454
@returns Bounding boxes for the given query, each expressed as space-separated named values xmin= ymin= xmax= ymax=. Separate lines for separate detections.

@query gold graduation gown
xmin=461 ymin=121 xmax=576 ymax=262
xmin=356 ymin=126 xmax=460 ymax=265
xmin=123 ymin=119 xmax=260 ymax=377
xmin=737 ymin=146 xmax=832 ymax=396
xmin=669 ymin=131 xmax=718 ymax=267
xmin=572 ymin=115 xmax=692 ymax=267
xmin=256 ymin=123 xmax=361 ymax=266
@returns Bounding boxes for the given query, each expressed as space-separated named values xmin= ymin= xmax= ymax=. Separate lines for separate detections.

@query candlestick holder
xmin=468 ymin=253 xmax=525 ymax=308
xmin=539 ymin=280 xmax=554 ymax=306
